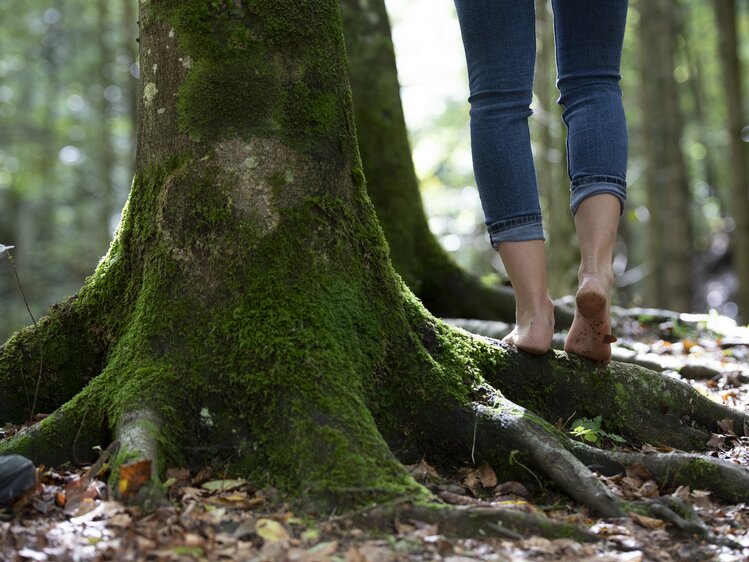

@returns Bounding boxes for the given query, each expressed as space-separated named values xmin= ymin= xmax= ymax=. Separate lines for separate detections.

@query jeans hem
xmin=487 ymin=215 xmax=545 ymax=248
xmin=570 ymin=178 xmax=627 ymax=216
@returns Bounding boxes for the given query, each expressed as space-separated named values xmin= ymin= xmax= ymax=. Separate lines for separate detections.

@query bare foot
xmin=503 ymin=296 xmax=555 ymax=355
xmin=564 ymin=276 xmax=615 ymax=362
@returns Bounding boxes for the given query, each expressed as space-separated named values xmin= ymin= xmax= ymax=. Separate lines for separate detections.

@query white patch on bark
xmin=179 ymin=56 xmax=193 ymax=69
xmin=157 ymin=108 xmax=166 ymax=115
xmin=168 ymin=28 xmax=175 ymax=38
xmin=144 ymin=83 xmax=158 ymax=107
xmin=152 ymin=64 xmax=158 ymax=73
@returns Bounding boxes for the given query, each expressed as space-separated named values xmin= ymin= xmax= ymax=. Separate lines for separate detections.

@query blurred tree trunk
xmin=681 ymin=12 xmax=719 ymax=200
xmin=638 ymin=0 xmax=693 ymax=312
xmin=96 ymin=0 xmax=116 ymax=249
xmin=535 ymin=0 xmax=576 ymax=298
xmin=123 ymin=0 xmax=138 ymax=160
xmin=714 ymin=0 xmax=749 ymax=320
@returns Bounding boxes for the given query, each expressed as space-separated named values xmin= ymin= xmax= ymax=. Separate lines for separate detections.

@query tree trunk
xmin=638 ymin=0 xmax=693 ymax=312
xmin=714 ymin=0 xmax=749 ymax=321
xmin=1 ymin=0 xmax=748 ymax=531
xmin=338 ymin=0 xmax=573 ymax=327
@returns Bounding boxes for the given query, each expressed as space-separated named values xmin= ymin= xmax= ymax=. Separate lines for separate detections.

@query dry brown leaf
xmin=629 ymin=511 xmax=664 ymax=529
xmin=118 ymin=459 xmax=152 ymax=498
xmin=405 ymin=460 xmax=441 ymax=484
xmin=494 ymin=480 xmax=530 ymax=498
xmin=638 ymin=480 xmax=659 ymax=498
xmin=625 ymin=463 xmax=654 ymax=482
xmin=256 ymin=518 xmax=290 ymax=543
xmin=717 ymin=418 xmax=736 ymax=436
xmin=477 ymin=463 xmax=497 ymax=488
xmin=462 ymin=469 xmax=481 ymax=496
xmin=706 ymin=434 xmax=726 ymax=449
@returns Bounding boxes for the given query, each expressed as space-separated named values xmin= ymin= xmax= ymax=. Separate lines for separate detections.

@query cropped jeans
xmin=453 ymin=0 xmax=629 ymax=247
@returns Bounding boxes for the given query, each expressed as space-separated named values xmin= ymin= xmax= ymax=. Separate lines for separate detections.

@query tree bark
xmin=1 ymin=0 xmax=748 ymax=531
xmin=713 ymin=0 xmax=749 ymax=321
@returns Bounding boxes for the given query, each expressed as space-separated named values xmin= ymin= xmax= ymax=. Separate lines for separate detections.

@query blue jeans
xmin=453 ymin=0 xmax=629 ymax=247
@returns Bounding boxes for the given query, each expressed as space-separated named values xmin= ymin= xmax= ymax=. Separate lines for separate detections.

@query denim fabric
xmin=453 ymin=0 xmax=629 ymax=247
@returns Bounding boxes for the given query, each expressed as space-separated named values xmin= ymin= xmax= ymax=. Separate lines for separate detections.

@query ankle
xmin=577 ymin=266 xmax=613 ymax=286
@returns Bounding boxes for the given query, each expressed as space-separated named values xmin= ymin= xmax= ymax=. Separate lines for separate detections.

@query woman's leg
xmin=552 ymin=0 xmax=629 ymax=361
xmin=454 ymin=0 xmax=553 ymax=354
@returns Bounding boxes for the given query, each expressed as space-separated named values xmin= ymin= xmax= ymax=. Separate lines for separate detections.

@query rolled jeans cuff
xmin=570 ymin=175 xmax=627 ymax=216
xmin=488 ymin=214 xmax=545 ymax=248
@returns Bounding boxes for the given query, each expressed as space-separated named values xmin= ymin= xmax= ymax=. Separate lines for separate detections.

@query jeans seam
xmin=487 ymin=213 xmax=543 ymax=234
xmin=571 ymin=175 xmax=626 ymax=189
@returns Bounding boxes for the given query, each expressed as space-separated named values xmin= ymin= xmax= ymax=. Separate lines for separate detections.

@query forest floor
xmin=2 ymin=312 xmax=749 ymax=562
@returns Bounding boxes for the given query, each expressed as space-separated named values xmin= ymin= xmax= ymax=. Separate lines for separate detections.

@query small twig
xmin=509 ymin=450 xmax=545 ymax=491
xmin=7 ymin=252 xmax=36 ymax=327
xmin=81 ymin=440 xmax=120 ymax=487
xmin=471 ymin=414 xmax=478 ymax=465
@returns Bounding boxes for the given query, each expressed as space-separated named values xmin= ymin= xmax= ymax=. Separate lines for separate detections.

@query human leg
xmin=453 ymin=0 xmax=553 ymax=353
xmin=552 ymin=0 xmax=628 ymax=361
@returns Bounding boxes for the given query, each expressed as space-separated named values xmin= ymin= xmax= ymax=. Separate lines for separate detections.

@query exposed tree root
xmin=476 ymin=342 xmax=748 ymax=451
xmin=445 ymin=318 xmax=740 ymax=379
xmin=568 ymin=441 xmax=749 ymax=503
xmin=345 ymin=500 xmax=599 ymax=542
xmin=0 ymin=297 xmax=106 ymax=423
xmin=0 ymin=387 xmax=106 ymax=467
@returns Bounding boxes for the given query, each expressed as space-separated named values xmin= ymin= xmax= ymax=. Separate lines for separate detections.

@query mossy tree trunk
xmin=1 ymin=0 xmax=749 ymax=534
xmin=338 ymin=0 xmax=572 ymax=328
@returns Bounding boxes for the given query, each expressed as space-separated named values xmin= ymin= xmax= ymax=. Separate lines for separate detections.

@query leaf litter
xmin=3 ymin=314 xmax=749 ymax=561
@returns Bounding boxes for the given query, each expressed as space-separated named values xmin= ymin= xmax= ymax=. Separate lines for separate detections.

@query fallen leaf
xmin=405 ymin=460 xmax=441 ymax=484
xmin=717 ymin=418 xmax=736 ymax=436
xmin=629 ymin=511 xmax=664 ymax=528
xmin=255 ymin=518 xmax=290 ymax=543
xmin=118 ymin=459 xmax=152 ymax=498
xmin=201 ymin=478 xmax=246 ymax=492
xmin=493 ymin=480 xmax=530 ymax=498
xmin=706 ymin=434 xmax=726 ymax=449
xmin=477 ymin=463 xmax=497 ymax=488
xmin=625 ymin=464 xmax=654 ymax=482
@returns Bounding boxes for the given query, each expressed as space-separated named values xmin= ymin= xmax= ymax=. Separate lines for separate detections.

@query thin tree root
xmin=569 ymin=441 xmax=749 ymax=503
xmin=347 ymin=500 xmax=599 ymax=542
xmin=473 ymin=403 xmax=624 ymax=518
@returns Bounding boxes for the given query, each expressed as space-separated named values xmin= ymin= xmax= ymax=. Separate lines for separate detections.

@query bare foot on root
xmin=564 ymin=276 xmax=615 ymax=362
xmin=503 ymin=297 xmax=555 ymax=355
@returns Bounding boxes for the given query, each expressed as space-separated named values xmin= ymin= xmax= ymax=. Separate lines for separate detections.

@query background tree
xmin=713 ymin=0 xmax=749 ymax=320
xmin=2 ymin=0 xmax=749 ymax=536
xmin=638 ymin=0 xmax=694 ymax=312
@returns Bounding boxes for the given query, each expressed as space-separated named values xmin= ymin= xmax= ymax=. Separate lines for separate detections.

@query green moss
xmin=673 ymin=458 xmax=720 ymax=488
xmin=149 ymin=0 xmax=354 ymax=159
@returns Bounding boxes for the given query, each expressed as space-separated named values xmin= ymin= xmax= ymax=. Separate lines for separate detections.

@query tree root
xmin=0 ymin=388 xmax=107 ymax=467
xmin=477 ymin=343 xmax=748 ymax=451
xmin=345 ymin=500 xmax=599 ymax=542
xmin=445 ymin=318 xmax=741 ymax=380
xmin=568 ymin=441 xmax=749 ymax=503
xmin=0 ymin=296 xmax=107 ymax=424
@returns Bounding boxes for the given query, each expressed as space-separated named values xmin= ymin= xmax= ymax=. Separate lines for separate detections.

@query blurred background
xmin=1 ymin=0 xmax=748 ymax=342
